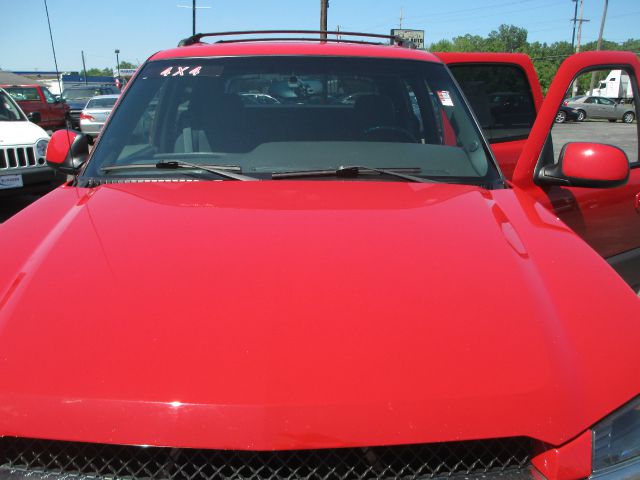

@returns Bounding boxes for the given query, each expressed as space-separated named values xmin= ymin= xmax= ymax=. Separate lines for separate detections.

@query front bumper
xmin=0 ymin=167 xmax=65 ymax=196
xmin=69 ymin=110 xmax=82 ymax=129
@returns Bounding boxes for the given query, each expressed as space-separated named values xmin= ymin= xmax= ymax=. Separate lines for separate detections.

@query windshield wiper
xmin=101 ymin=161 xmax=257 ymax=181
xmin=272 ymin=166 xmax=433 ymax=183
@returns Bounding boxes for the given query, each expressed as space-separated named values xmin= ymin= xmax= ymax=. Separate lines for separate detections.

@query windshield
xmin=63 ymin=88 xmax=102 ymax=100
xmin=86 ymin=97 xmax=118 ymax=109
xmin=85 ymin=56 xmax=499 ymax=185
xmin=0 ymin=90 xmax=26 ymax=122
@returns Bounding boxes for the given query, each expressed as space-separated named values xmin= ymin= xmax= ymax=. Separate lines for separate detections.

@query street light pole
xmin=115 ymin=49 xmax=120 ymax=79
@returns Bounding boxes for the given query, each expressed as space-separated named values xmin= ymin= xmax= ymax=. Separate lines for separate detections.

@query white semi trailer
xmin=588 ymin=69 xmax=634 ymax=102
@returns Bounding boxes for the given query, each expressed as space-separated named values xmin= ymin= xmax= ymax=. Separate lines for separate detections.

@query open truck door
xmin=435 ymin=53 xmax=544 ymax=180
xmin=441 ymin=51 xmax=640 ymax=290
xmin=512 ymin=51 xmax=640 ymax=290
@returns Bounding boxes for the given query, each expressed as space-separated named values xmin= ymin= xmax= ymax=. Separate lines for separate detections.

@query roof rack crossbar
xmin=215 ymin=37 xmax=386 ymax=46
xmin=178 ymin=30 xmax=413 ymax=48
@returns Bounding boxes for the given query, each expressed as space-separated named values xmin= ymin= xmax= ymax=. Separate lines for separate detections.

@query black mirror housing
xmin=46 ymin=130 xmax=90 ymax=175
xmin=27 ymin=111 xmax=42 ymax=124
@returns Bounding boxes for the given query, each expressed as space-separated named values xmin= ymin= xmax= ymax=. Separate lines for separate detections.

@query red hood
xmin=0 ymin=181 xmax=638 ymax=450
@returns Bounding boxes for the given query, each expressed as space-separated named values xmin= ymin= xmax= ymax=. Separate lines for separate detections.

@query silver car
xmin=79 ymin=94 xmax=120 ymax=137
xmin=565 ymin=95 xmax=636 ymax=123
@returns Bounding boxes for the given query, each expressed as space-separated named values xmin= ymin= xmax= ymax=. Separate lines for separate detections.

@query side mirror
xmin=537 ymin=142 xmax=629 ymax=188
xmin=27 ymin=111 xmax=41 ymax=124
xmin=46 ymin=130 xmax=90 ymax=175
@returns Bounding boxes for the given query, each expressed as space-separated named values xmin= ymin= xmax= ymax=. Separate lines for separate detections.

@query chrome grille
xmin=0 ymin=437 xmax=536 ymax=480
xmin=0 ymin=146 xmax=43 ymax=170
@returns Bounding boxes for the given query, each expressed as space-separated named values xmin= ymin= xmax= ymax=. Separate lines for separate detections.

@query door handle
xmin=635 ymin=192 xmax=640 ymax=213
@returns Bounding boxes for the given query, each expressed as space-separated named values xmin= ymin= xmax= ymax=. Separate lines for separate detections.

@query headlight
xmin=592 ymin=396 xmax=640 ymax=476
xmin=36 ymin=139 xmax=49 ymax=158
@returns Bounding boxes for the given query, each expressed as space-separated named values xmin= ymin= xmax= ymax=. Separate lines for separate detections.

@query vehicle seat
xmin=354 ymin=95 xmax=397 ymax=138
xmin=175 ymin=93 xmax=251 ymax=153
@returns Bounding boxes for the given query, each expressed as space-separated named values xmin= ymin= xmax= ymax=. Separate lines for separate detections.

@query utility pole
xmin=320 ymin=0 xmax=328 ymax=39
xmin=570 ymin=0 xmax=578 ymax=50
xmin=589 ymin=0 xmax=609 ymax=92
xmin=571 ymin=0 xmax=589 ymax=96
xmin=177 ymin=1 xmax=210 ymax=36
xmin=192 ymin=0 xmax=196 ymax=36
xmin=575 ymin=0 xmax=588 ymax=53
xmin=81 ymin=50 xmax=88 ymax=85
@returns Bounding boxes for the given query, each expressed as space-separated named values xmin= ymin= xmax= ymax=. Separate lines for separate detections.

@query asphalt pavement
xmin=0 ymin=193 xmax=43 ymax=223
xmin=552 ymin=119 xmax=638 ymax=163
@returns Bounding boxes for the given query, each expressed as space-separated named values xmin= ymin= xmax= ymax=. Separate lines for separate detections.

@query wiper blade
xmin=272 ymin=166 xmax=433 ymax=183
xmin=101 ymin=161 xmax=257 ymax=181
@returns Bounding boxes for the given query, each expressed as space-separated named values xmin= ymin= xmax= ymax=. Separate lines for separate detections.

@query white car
xmin=0 ymin=88 xmax=62 ymax=195
xmin=80 ymin=94 xmax=120 ymax=138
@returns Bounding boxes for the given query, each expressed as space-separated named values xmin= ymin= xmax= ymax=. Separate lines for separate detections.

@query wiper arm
xmin=101 ymin=161 xmax=257 ymax=181
xmin=272 ymin=166 xmax=433 ymax=183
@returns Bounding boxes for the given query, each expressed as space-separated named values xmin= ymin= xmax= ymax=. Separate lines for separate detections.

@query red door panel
xmin=439 ymin=51 xmax=640 ymax=287
xmin=514 ymin=51 xmax=640 ymax=285
xmin=436 ymin=53 xmax=543 ymax=180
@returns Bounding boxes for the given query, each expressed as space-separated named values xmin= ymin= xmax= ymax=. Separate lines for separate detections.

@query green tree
xmin=428 ymin=26 xmax=638 ymax=93
xmin=118 ymin=60 xmax=137 ymax=69
xmin=487 ymin=24 xmax=528 ymax=52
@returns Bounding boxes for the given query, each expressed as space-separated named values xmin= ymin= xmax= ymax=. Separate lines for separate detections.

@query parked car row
xmin=0 ymin=85 xmax=119 ymax=197
xmin=0 ymin=84 xmax=70 ymax=130
xmin=564 ymin=95 xmax=636 ymax=123
xmin=61 ymin=84 xmax=120 ymax=128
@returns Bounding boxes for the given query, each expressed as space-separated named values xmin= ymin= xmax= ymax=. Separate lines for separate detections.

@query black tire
xmin=555 ymin=111 xmax=567 ymax=123
xmin=608 ymin=119 xmax=617 ymax=123
xmin=577 ymin=110 xmax=586 ymax=121
xmin=623 ymin=112 xmax=635 ymax=123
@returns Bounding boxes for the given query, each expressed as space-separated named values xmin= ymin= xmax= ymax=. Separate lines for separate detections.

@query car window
xmin=5 ymin=87 xmax=40 ymax=101
xmin=63 ymin=88 xmax=102 ymax=100
xmin=87 ymin=97 xmax=118 ymax=109
xmin=448 ymin=64 xmax=536 ymax=143
xmin=42 ymin=87 xmax=56 ymax=104
xmin=548 ymin=67 xmax=638 ymax=165
xmin=0 ymin=90 xmax=26 ymax=121
xmin=86 ymin=56 xmax=499 ymax=185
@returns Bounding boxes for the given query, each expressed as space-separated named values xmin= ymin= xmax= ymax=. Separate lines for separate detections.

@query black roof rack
xmin=177 ymin=30 xmax=415 ymax=48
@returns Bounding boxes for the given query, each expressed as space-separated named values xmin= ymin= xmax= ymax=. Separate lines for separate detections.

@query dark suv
xmin=61 ymin=85 xmax=120 ymax=128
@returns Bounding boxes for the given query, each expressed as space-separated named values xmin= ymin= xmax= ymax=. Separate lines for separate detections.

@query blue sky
xmin=3 ymin=0 xmax=639 ymax=72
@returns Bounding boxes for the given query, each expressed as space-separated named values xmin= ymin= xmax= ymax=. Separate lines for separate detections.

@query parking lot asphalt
xmin=0 ymin=193 xmax=43 ymax=223
xmin=552 ymin=119 xmax=638 ymax=163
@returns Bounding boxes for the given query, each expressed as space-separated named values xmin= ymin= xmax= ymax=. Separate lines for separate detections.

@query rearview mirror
xmin=537 ymin=142 xmax=629 ymax=188
xmin=27 ymin=111 xmax=41 ymax=124
xmin=46 ymin=130 xmax=90 ymax=175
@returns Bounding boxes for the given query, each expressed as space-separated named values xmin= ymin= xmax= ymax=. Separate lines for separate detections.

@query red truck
xmin=1 ymin=31 xmax=639 ymax=480
xmin=0 ymin=84 xmax=71 ymax=131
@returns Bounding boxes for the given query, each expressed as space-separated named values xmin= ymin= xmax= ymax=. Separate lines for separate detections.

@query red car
xmin=0 ymin=32 xmax=639 ymax=480
xmin=0 ymin=84 xmax=71 ymax=131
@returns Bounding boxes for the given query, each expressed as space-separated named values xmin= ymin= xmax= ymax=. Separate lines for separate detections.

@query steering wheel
xmin=362 ymin=126 xmax=418 ymax=143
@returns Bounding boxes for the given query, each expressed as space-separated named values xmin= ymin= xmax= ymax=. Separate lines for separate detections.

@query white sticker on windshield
xmin=437 ymin=90 xmax=454 ymax=107
xmin=159 ymin=66 xmax=203 ymax=77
